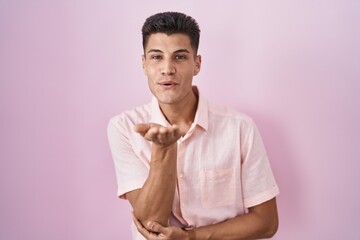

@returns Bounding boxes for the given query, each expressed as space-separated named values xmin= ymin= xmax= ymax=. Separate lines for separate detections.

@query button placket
xmin=177 ymin=141 xmax=187 ymax=213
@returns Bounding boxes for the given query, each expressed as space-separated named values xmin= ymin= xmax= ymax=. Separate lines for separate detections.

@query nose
xmin=161 ymin=59 xmax=176 ymax=75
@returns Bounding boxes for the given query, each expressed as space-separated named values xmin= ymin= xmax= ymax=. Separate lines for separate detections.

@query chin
xmin=156 ymin=94 xmax=178 ymax=105
xmin=158 ymin=99 xmax=176 ymax=105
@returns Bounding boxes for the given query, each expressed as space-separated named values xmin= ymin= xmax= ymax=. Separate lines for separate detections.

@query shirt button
xmin=179 ymin=174 xmax=184 ymax=178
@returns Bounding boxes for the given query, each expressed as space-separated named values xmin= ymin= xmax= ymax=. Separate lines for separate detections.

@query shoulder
xmin=207 ymin=101 xmax=255 ymax=127
xmin=108 ymin=102 xmax=152 ymax=132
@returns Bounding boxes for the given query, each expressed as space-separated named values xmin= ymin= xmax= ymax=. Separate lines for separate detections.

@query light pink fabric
xmin=107 ymin=88 xmax=279 ymax=239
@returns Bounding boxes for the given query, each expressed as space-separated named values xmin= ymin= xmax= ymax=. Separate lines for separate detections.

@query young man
xmin=108 ymin=12 xmax=279 ymax=240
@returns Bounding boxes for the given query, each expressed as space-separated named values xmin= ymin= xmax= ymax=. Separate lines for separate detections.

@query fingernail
xmin=147 ymin=221 xmax=153 ymax=229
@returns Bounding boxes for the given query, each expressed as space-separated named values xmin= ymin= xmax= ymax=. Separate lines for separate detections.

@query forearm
xmin=190 ymin=199 xmax=278 ymax=240
xmin=190 ymin=215 xmax=274 ymax=240
xmin=132 ymin=143 xmax=177 ymax=226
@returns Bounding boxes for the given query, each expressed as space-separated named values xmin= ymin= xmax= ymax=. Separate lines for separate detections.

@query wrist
xmin=151 ymin=143 xmax=177 ymax=164
xmin=152 ymin=141 xmax=177 ymax=151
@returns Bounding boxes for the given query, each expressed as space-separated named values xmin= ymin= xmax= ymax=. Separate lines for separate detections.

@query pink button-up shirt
xmin=107 ymin=88 xmax=279 ymax=239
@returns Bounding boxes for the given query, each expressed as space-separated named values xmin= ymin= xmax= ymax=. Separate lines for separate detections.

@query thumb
xmin=147 ymin=221 xmax=167 ymax=234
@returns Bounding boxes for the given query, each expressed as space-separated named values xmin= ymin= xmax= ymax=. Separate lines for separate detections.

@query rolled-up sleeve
xmin=107 ymin=116 xmax=149 ymax=199
xmin=240 ymin=119 xmax=279 ymax=208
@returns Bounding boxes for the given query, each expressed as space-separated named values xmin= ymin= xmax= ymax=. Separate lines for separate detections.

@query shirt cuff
xmin=244 ymin=185 xmax=280 ymax=208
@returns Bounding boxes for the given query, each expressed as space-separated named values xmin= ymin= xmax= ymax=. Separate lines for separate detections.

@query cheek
xmin=187 ymin=67 xmax=197 ymax=77
xmin=144 ymin=65 xmax=157 ymax=79
xmin=150 ymin=65 xmax=158 ymax=73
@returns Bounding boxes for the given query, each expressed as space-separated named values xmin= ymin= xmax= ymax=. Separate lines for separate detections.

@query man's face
xmin=142 ymin=33 xmax=201 ymax=106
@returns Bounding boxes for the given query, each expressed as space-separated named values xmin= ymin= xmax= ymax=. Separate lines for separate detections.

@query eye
xmin=150 ymin=55 xmax=162 ymax=60
xmin=175 ymin=55 xmax=186 ymax=60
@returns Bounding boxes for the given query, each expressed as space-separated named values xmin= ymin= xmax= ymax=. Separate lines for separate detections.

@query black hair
xmin=142 ymin=12 xmax=200 ymax=54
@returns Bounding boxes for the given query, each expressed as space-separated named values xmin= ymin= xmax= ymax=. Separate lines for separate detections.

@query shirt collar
xmin=193 ymin=86 xmax=208 ymax=131
xmin=150 ymin=86 xmax=208 ymax=131
xmin=150 ymin=97 xmax=170 ymax=127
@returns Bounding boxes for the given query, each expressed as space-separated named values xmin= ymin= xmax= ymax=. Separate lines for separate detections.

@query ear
xmin=193 ymin=55 xmax=202 ymax=76
xmin=141 ymin=55 xmax=146 ymax=74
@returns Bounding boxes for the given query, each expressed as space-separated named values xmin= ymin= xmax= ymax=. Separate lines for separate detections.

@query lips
xmin=158 ymin=81 xmax=178 ymax=88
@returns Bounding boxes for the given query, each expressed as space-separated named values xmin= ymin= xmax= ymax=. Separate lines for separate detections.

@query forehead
xmin=145 ymin=33 xmax=193 ymax=53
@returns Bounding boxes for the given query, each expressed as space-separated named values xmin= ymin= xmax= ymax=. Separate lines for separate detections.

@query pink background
xmin=1 ymin=0 xmax=359 ymax=239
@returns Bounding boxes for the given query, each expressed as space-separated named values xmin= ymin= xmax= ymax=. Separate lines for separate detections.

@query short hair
xmin=142 ymin=12 xmax=201 ymax=54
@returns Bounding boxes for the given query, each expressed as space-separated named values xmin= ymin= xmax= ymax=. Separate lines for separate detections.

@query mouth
xmin=158 ymin=81 xmax=178 ymax=88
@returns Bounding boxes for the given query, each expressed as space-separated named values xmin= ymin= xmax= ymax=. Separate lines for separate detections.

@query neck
xmin=159 ymin=87 xmax=198 ymax=134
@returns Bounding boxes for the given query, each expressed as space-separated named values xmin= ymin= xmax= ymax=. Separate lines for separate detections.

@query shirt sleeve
xmin=107 ymin=116 xmax=149 ymax=199
xmin=240 ymin=119 xmax=279 ymax=208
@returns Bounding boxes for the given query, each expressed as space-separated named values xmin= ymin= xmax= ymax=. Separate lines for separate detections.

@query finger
xmin=147 ymin=221 xmax=169 ymax=236
xmin=146 ymin=127 xmax=160 ymax=142
xmin=169 ymin=124 xmax=182 ymax=140
xmin=157 ymin=127 xmax=168 ymax=144
xmin=132 ymin=214 xmax=144 ymax=230
xmin=134 ymin=123 xmax=151 ymax=135
xmin=171 ymin=124 xmax=179 ymax=131
xmin=132 ymin=213 xmax=151 ymax=238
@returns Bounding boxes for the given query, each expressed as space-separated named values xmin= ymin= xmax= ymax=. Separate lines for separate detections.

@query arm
xmin=188 ymin=197 xmax=278 ymax=240
xmin=134 ymin=198 xmax=278 ymax=240
xmin=127 ymin=123 xmax=181 ymax=228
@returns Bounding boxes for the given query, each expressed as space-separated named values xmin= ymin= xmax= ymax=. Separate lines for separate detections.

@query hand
xmin=133 ymin=215 xmax=190 ymax=240
xmin=134 ymin=123 xmax=182 ymax=147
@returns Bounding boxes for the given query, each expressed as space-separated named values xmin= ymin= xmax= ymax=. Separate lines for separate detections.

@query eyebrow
xmin=146 ymin=49 xmax=190 ymax=54
xmin=147 ymin=49 xmax=163 ymax=54
xmin=174 ymin=49 xmax=190 ymax=54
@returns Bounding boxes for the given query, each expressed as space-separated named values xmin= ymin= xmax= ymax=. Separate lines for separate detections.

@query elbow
xmin=133 ymin=208 xmax=168 ymax=228
xmin=133 ymin=207 xmax=150 ymax=225
xmin=265 ymin=224 xmax=278 ymax=238
xmin=133 ymin=209 xmax=151 ymax=226
xmin=132 ymin=209 xmax=144 ymax=225
xmin=263 ymin=215 xmax=279 ymax=238
xmin=133 ymin=209 xmax=143 ymax=221
xmin=133 ymin=209 xmax=153 ymax=230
